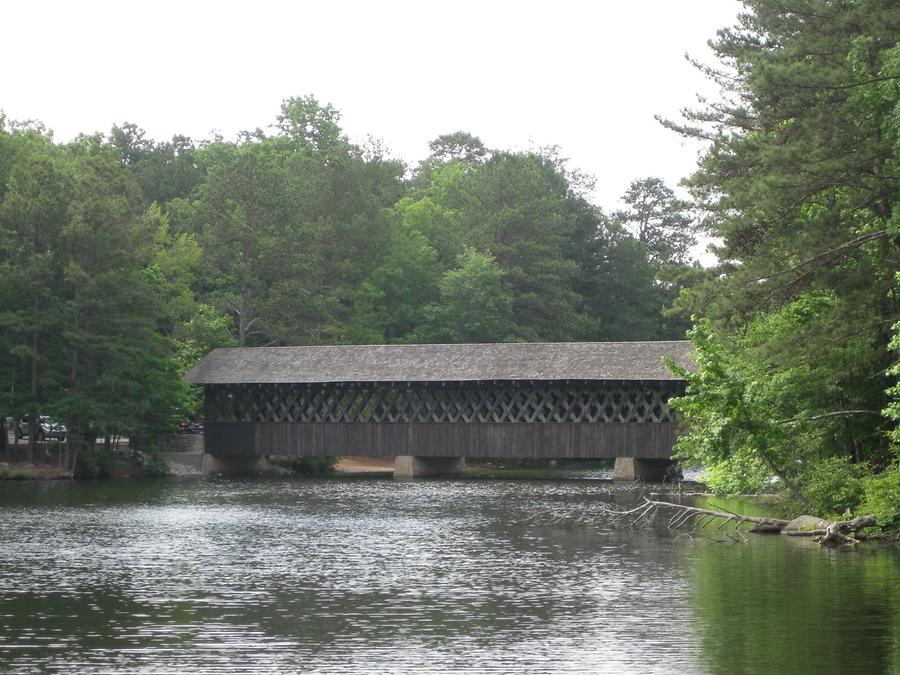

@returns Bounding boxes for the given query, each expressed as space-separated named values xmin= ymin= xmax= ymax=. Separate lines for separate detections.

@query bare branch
xmin=749 ymin=230 xmax=888 ymax=286
xmin=524 ymin=498 xmax=890 ymax=547
xmin=771 ymin=74 xmax=900 ymax=91
xmin=779 ymin=410 xmax=881 ymax=424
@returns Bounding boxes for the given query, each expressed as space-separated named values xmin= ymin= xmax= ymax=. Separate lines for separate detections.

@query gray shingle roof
xmin=185 ymin=341 xmax=694 ymax=384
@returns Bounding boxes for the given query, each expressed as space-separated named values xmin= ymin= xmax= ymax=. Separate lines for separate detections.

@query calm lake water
xmin=0 ymin=476 xmax=898 ymax=674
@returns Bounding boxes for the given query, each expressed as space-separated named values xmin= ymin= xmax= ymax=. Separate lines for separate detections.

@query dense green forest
xmin=665 ymin=0 xmax=900 ymax=522
xmin=1 ymin=0 xmax=898 ymax=523
xmin=0 ymin=98 xmax=695 ymax=465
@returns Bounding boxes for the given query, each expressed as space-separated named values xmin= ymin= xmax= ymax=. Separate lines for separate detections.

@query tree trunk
xmin=70 ymin=444 xmax=80 ymax=478
xmin=758 ymin=447 xmax=813 ymax=511
xmin=239 ymin=291 xmax=248 ymax=347
xmin=783 ymin=515 xmax=878 ymax=546
xmin=65 ymin=292 xmax=81 ymax=476
xmin=237 ymin=238 xmax=254 ymax=347
xmin=645 ymin=500 xmax=880 ymax=547
xmin=28 ymin=294 xmax=39 ymax=465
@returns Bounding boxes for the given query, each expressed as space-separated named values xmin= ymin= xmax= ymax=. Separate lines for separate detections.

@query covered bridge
xmin=186 ymin=341 xmax=693 ymax=479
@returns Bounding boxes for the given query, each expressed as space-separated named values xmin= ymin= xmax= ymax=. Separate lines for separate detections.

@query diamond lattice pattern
xmin=206 ymin=381 xmax=681 ymax=424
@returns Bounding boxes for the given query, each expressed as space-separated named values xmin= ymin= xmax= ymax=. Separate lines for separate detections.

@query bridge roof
xmin=186 ymin=341 xmax=693 ymax=385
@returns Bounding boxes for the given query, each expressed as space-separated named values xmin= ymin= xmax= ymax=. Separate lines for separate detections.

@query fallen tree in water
xmin=636 ymin=499 xmax=886 ymax=547
xmin=606 ymin=498 xmax=783 ymax=544
xmin=781 ymin=515 xmax=878 ymax=546
xmin=532 ymin=498 xmax=894 ymax=547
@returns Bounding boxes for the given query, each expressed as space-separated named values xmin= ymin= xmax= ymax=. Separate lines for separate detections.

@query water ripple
xmin=0 ymin=477 xmax=896 ymax=673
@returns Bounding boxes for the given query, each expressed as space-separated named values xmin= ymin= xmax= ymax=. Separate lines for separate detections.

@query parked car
xmin=15 ymin=415 xmax=67 ymax=442
xmin=177 ymin=420 xmax=204 ymax=434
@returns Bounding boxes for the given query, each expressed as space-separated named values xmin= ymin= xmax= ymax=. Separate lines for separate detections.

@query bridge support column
xmin=394 ymin=456 xmax=466 ymax=479
xmin=613 ymin=458 xmax=679 ymax=482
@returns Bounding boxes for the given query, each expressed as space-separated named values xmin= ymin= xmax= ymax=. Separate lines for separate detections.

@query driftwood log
xmin=636 ymin=499 xmax=881 ymax=547
xmin=533 ymin=497 xmax=887 ymax=547
xmin=782 ymin=515 xmax=877 ymax=546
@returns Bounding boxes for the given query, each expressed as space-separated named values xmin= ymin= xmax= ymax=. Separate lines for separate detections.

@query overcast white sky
xmin=1 ymin=0 xmax=742 ymax=209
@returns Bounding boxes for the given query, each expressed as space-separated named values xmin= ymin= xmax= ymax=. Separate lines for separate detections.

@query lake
xmin=0 ymin=476 xmax=897 ymax=673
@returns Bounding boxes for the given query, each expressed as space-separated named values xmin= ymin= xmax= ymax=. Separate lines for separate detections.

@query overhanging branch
xmin=778 ymin=410 xmax=881 ymax=424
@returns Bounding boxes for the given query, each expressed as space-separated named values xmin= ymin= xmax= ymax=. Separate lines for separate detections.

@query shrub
xmin=858 ymin=463 xmax=900 ymax=527
xmin=699 ymin=452 xmax=772 ymax=494
xmin=799 ymin=456 xmax=867 ymax=517
xmin=139 ymin=452 xmax=170 ymax=478
xmin=74 ymin=446 xmax=121 ymax=479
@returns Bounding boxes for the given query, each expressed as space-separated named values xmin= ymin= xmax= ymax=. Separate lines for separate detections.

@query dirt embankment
xmin=334 ymin=456 xmax=395 ymax=474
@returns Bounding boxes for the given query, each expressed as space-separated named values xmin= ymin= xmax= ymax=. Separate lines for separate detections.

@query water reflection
xmin=0 ymin=477 xmax=896 ymax=673
xmin=686 ymin=536 xmax=900 ymax=674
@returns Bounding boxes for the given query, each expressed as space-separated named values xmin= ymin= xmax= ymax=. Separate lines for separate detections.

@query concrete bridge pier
xmin=395 ymin=456 xmax=466 ymax=479
xmin=613 ymin=458 xmax=680 ymax=482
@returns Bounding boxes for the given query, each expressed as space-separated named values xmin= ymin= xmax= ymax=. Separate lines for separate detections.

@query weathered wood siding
xmin=205 ymin=421 xmax=677 ymax=459
xmin=202 ymin=379 xmax=683 ymax=460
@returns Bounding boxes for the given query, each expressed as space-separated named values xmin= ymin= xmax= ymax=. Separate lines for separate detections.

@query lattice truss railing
xmin=206 ymin=381 xmax=682 ymax=424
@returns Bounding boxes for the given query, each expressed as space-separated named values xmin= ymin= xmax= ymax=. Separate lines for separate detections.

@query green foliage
xmin=421 ymin=248 xmax=513 ymax=343
xmin=699 ymin=454 xmax=772 ymax=495
xmin=0 ymin=125 xmax=194 ymax=467
xmin=884 ymin=311 xmax=900 ymax=446
xmin=74 ymin=446 xmax=121 ymax=479
xmin=104 ymin=101 xmax=690 ymax=351
xmin=614 ymin=177 xmax=695 ymax=267
xmin=448 ymin=151 xmax=586 ymax=341
xmin=276 ymin=95 xmax=347 ymax=155
xmin=667 ymin=318 xmax=787 ymax=490
xmin=669 ymin=300 xmax=889 ymax=505
xmin=194 ymin=100 xmax=404 ymax=346
xmin=174 ymin=304 xmax=236 ymax=418
xmin=2 ymin=94 xmax=706 ymax=480
xmin=145 ymin=203 xmax=202 ymax=334
xmin=663 ymin=1 xmax=899 ymax=522
xmin=798 ymin=457 xmax=868 ymax=518
xmin=139 ymin=452 xmax=171 ymax=478
xmin=858 ymin=463 xmax=900 ymax=527
xmin=348 ymin=215 xmax=440 ymax=343
xmin=427 ymin=131 xmax=487 ymax=165
xmin=107 ymin=124 xmax=204 ymax=206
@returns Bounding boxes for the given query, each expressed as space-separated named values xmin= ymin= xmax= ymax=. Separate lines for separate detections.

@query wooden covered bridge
xmin=186 ymin=341 xmax=693 ymax=479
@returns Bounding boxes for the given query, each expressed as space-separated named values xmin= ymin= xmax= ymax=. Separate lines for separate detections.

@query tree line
xmin=0 ymin=100 xmax=697 ymax=466
xmin=665 ymin=0 xmax=900 ymax=523
xmin=3 ymin=0 xmax=897 ymax=527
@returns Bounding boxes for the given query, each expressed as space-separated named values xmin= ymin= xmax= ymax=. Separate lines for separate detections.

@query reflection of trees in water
xmin=686 ymin=537 xmax=900 ymax=674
